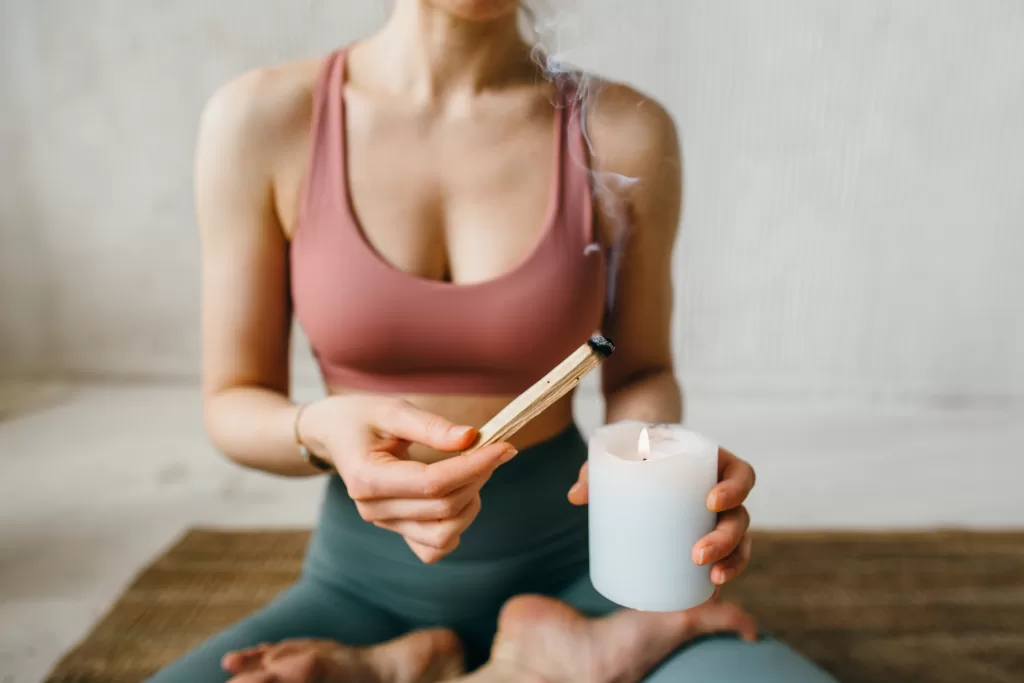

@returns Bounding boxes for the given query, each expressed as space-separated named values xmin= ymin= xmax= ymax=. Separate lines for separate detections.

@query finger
xmin=711 ymin=534 xmax=753 ymax=585
xmin=685 ymin=601 xmax=758 ymax=642
xmin=405 ymin=535 xmax=461 ymax=564
xmin=376 ymin=496 xmax=482 ymax=550
xmin=376 ymin=518 xmax=465 ymax=551
xmin=693 ymin=506 xmax=750 ymax=566
xmin=366 ymin=399 xmax=478 ymax=452
xmin=567 ymin=462 xmax=589 ymax=505
xmin=707 ymin=448 xmax=755 ymax=512
xmin=355 ymin=481 xmax=480 ymax=522
xmin=350 ymin=443 xmax=515 ymax=500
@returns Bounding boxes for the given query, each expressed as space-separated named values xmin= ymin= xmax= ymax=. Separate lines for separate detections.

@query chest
xmin=287 ymin=76 xmax=608 ymax=392
xmin=280 ymin=89 xmax=563 ymax=285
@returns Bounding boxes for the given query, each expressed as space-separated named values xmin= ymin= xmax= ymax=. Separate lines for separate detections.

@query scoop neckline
xmin=332 ymin=46 xmax=566 ymax=292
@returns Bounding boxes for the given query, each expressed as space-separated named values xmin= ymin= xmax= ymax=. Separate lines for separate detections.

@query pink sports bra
xmin=291 ymin=49 xmax=607 ymax=395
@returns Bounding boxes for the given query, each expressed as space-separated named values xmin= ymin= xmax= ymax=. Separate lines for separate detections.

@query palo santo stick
xmin=471 ymin=335 xmax=615 ymax=450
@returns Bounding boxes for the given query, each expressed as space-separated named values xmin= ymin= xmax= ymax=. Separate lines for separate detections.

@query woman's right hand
xmin=300 ymin=396 xmax=517 ymax=564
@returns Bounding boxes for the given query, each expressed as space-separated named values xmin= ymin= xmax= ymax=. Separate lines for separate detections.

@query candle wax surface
xmin=616 ymin=425 xmax=705 ymax=462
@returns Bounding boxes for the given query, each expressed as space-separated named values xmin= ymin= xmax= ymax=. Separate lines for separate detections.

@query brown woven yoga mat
xmin=45 ymin=529 xmax=1024 ymax=683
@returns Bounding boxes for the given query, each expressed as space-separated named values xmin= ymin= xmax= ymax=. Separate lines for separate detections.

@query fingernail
xmin=713 ymin=567 xmax=727 ymax=584
xmin=450 ymin=425 xmax=474 ymax=440
xmin=698 ymin=546 xmax=709 ymax=565
xmin=498 ymin=446 xmax=518 ymax=463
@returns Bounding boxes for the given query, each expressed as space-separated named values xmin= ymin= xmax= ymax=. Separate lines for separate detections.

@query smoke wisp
xmin=520 ymin=0 xmax=642 ymax=317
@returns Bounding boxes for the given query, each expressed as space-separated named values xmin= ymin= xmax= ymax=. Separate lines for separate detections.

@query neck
xmin=368 ymin=0 xmax=533 ymax=100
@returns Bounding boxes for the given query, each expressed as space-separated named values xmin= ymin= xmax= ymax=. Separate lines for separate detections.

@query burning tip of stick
xmin=587 ymin=335 xmax=615 ymax=358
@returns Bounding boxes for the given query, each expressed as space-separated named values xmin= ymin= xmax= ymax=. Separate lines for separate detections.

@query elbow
xmin=200 ymin=389 xmax=239 ymax=464
xmin=603 ymin=366 xmax=683 ymax=423
xmin=200 ymin=387 xmax=222 ymax=441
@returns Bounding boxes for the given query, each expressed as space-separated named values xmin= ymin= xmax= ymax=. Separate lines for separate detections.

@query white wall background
xmin=2 ymin=0 xmax=1023 ymax=404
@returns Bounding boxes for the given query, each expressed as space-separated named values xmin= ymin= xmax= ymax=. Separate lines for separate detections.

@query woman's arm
xmin=195 ymin=69 xmax=323 ymax=477
xmin=587 ymin=84 xmax=684 ymax=425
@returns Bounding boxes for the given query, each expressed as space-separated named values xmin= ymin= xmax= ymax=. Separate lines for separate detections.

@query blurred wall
xmin=1 ymin=0 xmax=1022 ymax=403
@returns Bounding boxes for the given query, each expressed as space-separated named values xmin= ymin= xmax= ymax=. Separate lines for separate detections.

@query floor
xmin=1 ymin=382 xmax=1022 ymax=683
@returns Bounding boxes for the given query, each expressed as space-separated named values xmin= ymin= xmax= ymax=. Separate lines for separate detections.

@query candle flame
xmin=638 ymin=428 xmax=650 ymax=460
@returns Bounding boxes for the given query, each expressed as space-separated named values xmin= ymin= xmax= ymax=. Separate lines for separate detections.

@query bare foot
xmin=222 ymin=628 xmax=464 ymax=683
xmin=475 ymin=595 xmax=757 ymax=683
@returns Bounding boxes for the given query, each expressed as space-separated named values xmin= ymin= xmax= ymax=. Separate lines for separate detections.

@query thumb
xmin=568 ymin=462 xmax=589 ymax=505
xmin=368 ymin=399 xmax=477 ymax=452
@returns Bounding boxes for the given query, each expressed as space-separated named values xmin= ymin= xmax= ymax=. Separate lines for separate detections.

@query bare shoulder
xmin=197 ymin=58 xmax=323 ymax=168
xmin=194 ymin=58 xmax=324 ymax=240
xmin=581 ymin=80 xmax=682 ymax=249
xmin=583 ymin=80 xmax=681 ymax=183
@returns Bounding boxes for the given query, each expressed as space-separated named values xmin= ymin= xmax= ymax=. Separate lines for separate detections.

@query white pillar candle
xmin=588 ymin=420 xmax=719 ymax=612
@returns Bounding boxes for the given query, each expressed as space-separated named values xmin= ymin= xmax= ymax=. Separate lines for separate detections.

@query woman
xmin=154 ymin=1 xmax=839 ymax=681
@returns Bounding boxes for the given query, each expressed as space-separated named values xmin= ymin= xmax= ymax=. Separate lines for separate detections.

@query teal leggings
xmin=149 ymin=426 xmax=838 ymax=682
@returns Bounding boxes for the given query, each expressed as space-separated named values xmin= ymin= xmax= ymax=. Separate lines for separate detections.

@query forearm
xmin=604 ymin=368 xmax=683 ymax=425
xmin=202 ymin=386 xmax=325 ymax=477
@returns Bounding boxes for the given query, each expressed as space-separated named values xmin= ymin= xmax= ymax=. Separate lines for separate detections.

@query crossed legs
xmin=220 ymin=593 xmax=759 ymax=683
xmin=159 ymin=575 xmax=837 ymax=683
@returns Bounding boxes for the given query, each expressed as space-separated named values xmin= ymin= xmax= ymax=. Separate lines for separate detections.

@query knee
xmin=643 ymin=635 xmax=839 ymax=683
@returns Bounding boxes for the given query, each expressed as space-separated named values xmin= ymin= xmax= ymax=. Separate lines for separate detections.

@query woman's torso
xmin=270 ymin=47 xmax=605 ymax=460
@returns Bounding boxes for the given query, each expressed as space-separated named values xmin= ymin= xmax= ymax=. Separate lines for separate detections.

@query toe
xmin=266 ymin=651 xmax=322 ymax=683
xmin=223 ymin=645 xmax=269 ymax=673
xmin=222 ymin=652 xmax=243 ymax=672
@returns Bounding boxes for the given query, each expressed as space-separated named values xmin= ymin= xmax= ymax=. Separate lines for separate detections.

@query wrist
xmin=293 ymin=399 xmax=334 ymax=471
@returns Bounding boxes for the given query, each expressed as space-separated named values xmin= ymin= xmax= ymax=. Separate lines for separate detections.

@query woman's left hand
xmin=568 ymin=446 xmax=755 ymax=587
